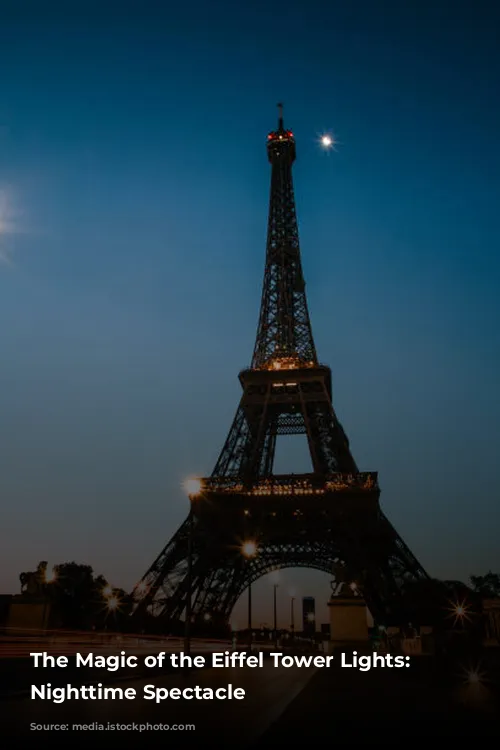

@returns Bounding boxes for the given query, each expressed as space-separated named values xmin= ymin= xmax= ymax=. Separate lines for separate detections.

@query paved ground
xmin=254 ymin=653 xmax=499 ymax=744
xmin=0 ymin=633 xmax=230 ymax=659
xmin=2 ymin=660 xmax=318 ymax=747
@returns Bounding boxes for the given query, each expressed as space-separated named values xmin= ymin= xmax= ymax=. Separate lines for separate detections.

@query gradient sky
xmin=1 ymin=1 xmax=499 ymax=627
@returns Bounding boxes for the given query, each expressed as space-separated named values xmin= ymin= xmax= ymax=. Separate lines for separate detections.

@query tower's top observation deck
xmin=267 ymin=102 xmax=296 ymax=163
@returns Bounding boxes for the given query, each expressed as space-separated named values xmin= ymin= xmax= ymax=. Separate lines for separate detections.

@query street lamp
xmin=273 ymin=584 xmax=279 ymax=647
xmin=183 ymin=477 xmax=203 ymax=656
xmin=241 ymin=540 xmax=258 ymax=650
xmin=290 ymin=596 xmax=296 ymax=640
xmin=230 ymin=621 xmax=237 ymax=649
xmin=306 ymin=611 xmax=315 ymax=644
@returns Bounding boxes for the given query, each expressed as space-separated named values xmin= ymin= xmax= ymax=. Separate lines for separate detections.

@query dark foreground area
xmin=1 ymin=650 xmax=498 ymax=746
xmin=255 ymin=652 xmax=499 ymax=745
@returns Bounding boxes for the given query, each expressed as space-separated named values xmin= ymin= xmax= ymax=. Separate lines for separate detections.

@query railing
xmin=259 ymin=358 xmax=318 ymax=371
xmin=202 ymin=472 xmax=378 ymax=495
xmin=246 ymin=356 xmax=327 ymax=372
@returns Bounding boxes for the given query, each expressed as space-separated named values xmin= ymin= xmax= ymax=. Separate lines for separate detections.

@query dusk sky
xmin=1 ymin=1 xmax=499 ymax=627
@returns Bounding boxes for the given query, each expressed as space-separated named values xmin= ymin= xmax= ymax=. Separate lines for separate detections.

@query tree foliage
xmin=37 ymin=561 xmax=132 ymax=630
xmin=470 ymin=570 xmax=500 ymax=597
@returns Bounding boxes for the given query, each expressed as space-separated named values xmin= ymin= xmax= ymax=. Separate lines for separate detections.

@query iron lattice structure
xmin=132 ymin=105 xmax=429 ymax=627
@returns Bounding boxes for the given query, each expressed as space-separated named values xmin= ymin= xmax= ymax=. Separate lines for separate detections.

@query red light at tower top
xmin=268 ymin=131 xmax=293 ymax=141
xmin=266 ymin=106 xmax=297 ymax=163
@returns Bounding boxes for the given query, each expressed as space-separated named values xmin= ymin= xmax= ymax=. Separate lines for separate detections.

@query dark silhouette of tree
xmin=470 ymin=571 xmax=500 ymax=597
xmin=32 ymin=561 xmax=132 ymax=630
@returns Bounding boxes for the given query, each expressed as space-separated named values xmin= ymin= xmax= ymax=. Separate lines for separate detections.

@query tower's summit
xmin=254 ymin=104 xmax=313 ymax=368
xmin=267 ymin=102 xmax=296 ymax=163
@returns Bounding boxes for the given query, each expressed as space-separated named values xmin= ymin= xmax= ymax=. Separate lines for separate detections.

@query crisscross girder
xmin=252 ymin=126 xmax=317 ymax=369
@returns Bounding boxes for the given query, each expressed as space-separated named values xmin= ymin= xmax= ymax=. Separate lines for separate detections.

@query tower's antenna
xmin=277 ymin=102 xmax=284 ymax=129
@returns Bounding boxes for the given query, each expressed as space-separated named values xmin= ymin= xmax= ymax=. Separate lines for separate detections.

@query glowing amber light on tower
xmin=241 ymin=541 xmax=258 ymax=558
xmin=183 ymin=478 xmax=202 ymax=496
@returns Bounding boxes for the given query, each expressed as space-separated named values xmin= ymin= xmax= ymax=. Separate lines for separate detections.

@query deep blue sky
xmin=1 ymin=1 xmax=499 ymax=625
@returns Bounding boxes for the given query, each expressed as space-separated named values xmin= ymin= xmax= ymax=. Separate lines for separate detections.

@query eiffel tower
xmin=132 ymin=104 xmax=429 ymax=627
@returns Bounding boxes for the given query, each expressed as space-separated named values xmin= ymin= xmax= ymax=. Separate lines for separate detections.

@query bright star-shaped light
xmin=318 ymin=131 xmax=339 ymax=151
xmin=241 ymin=540 xmax=258 ymax=558
xmin=107 ymin=596 xmax=119 ymax=611
xmin=460 ymin=661 xmax=487 ymax=687
xmin=44 ymin=567 xmax=57 ymax=584
xmin=445 ymin=598 xmax=472 ymax=626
